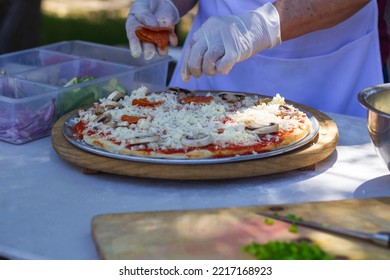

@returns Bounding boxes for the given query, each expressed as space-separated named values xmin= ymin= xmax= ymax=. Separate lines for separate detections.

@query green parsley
xmin=264 ymin=218 xmax=274 ymax=225
xmin=242 ymin=240 xmax=334 ymax=260
xmin=286 ymin=213 xmax=304 ymax=222
xmin=289 ymin=224 xmax=299 ymax=233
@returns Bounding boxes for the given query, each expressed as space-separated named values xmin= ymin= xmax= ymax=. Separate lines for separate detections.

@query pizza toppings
xmin=255 ymin=98 xmax=273 ymax=106
xmin=132 ymin=98 xmax=164 ymax=107
xmin=104 ymin=100 xmax=124 ymax=110
xmin=181 ymin=133 xmax=213 ymax=148
xmin=92 ymin=106 xmax=105 ymax=115
xmin=94 ymin=113 xmax=111 ymax=124
xmin=245 ymin=122 xmax=279 ymax=135
xmin=279 ymin=104 xmax=299 ymax=117
xmin=73 ymin=86 xmax=312 ymax=159
xmin=218 ymin=92 xmax=246 ymax=103
xmin=120 ymin=115 xmax=145 ymax=125
xmin=168 ymin=87 xmax=193 ymax=95
xmin=107 ymin=90 xmax=126 ymax=102
xmin=127 ymin=135 xmax=160 ymax=145
xmin=181 ymin=95 xmax=214 ymax=104
xmin=116 ymin=121 xmax=130 ymax=127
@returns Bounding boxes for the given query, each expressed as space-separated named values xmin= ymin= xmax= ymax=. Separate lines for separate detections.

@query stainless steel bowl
xmin=358 ymin=84 xmax=390 ymax=171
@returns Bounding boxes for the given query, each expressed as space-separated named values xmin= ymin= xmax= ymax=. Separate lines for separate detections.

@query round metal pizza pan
xmin=61 ymin=106 xmax=320 ymax=165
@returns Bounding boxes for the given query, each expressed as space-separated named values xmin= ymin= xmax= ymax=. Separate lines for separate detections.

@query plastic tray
xmin=41 ymin=40 xmax=171 ymax=91
xmin=0 ymin=41 xmax=170 ymax=144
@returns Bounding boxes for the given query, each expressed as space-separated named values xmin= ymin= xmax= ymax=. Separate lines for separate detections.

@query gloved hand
xmin=181 ymin=2 xmax=281 ymax=81
xmin=126 ymin=0 xmax=180 ymax=60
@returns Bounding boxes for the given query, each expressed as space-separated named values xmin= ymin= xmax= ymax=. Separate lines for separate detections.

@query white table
xmin=0 ymin=112 xmax=389 ymax=260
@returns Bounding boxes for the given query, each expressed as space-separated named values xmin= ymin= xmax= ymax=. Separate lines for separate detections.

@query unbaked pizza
xmin=71 ymin=86 xmax=312 ymax=160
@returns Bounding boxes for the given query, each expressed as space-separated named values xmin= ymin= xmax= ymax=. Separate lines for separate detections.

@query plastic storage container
xmin=0 ymin=40 xmax=170 ymax=144
xmin=14 ymin=58 xmax=134 ymax=88
xmin=41 ymin=40 xmax=171 ymax=91
xmin=0 ymin=49 xmax=76 ymax=75
xmin=0 ymin=77 xmax=58 ymax=144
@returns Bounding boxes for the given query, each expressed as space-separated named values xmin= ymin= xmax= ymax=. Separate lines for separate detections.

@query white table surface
xmin=0 ymin=112 xmax=389 ymax=260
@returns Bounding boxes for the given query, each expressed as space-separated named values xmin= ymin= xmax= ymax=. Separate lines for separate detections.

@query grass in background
xmin=41 ymin=12 xmax=129 ymax=46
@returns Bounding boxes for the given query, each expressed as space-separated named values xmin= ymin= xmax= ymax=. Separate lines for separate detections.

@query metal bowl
xmin=358 ymin=84 xmax=390 ymax=171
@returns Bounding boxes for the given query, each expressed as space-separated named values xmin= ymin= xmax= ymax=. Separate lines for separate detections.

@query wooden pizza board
xmin=50 ymin=105 xmax=338 ymax=180
xmin=91 ymin=197 xmax=390 ymax=260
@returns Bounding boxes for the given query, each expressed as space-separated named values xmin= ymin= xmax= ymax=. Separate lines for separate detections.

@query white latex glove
xmin=181 ymin=2 xmax=281 ymax=81
xmin=126 ymin=0 xmax=180 ymax=60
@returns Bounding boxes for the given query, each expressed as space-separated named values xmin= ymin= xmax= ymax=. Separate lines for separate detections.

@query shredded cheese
xmin=78 ymin=87 xmax=308 ymax=151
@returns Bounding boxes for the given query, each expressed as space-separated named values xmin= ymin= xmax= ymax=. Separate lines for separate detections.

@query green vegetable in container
xmin=63 ymin=76 xmax=96 ymax=88
xmin=56 ymin=75 xmax=99 ymax=118
xmin=63 ymin=76 xmax=79 ymax=87
xmin=102 ymin=78 xmax=127 ymax=94
xmin=55 ymin=76 xmax=127 ymax=119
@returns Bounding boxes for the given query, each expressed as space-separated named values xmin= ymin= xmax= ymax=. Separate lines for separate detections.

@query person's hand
xmin=181 ymin=2 xmax=281 ymax=81
xmin=126 ymin=0 xmax=180 ymax=60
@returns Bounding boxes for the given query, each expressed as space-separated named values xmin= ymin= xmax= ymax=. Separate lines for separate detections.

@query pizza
xmin=72 ymin=86 xmax=312 ymax=160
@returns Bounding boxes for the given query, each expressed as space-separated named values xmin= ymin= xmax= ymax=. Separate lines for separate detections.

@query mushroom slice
xmin=218 ymin=92 xmax=246 ymax=103
xmin=168 ymin=87 xmax=195 ymax=100
xmin=279 ymin=105 xmax=299 ymax=116
xmin=94 ymin=113 xmax=112 ymax=124
xmin=245 ymin=122 xmax=279 ymax=135
xmin=168 ymin=87 xmax=193 ymax=95
xmin=92 ymin=105 xmax=105 ymax=115
xmin=181 ymin=133 xmax=213 ymax=147
xmin=254 ymin=97 xmax=273 ymax=106
xmin=104 ymin=100 xmax=124 ymax=110
xmin=107 ymin=90 xmax=125 ymax=102
xmin=127 ymin=135 xmax=160 ymax=145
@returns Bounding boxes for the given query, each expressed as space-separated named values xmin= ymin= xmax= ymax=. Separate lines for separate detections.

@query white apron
xmin=169 ymin=0 xmax=383 ymax=117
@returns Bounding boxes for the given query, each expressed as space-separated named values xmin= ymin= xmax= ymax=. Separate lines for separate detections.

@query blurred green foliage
xmin=41 ymin=12 xmax=129 ymax=46
xmin=41 ymin=11 xmax=190 ymax=47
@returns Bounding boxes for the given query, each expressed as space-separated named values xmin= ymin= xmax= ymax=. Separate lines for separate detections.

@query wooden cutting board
xmin=51 ymin=105 xmax=338 ymax=180
xmin=92 ymin=197 xmax=390 ymax=260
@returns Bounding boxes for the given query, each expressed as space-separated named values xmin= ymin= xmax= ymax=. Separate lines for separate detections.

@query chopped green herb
xmin=264 ymin=218 xmax=274 ymax=225
xmin=286 ymin=213 xmax=304 ymax=222
xmin=289 ymin=224 xmax=298 ymax=233
xmin=242 ymin=240 xmax=334 ymax=260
